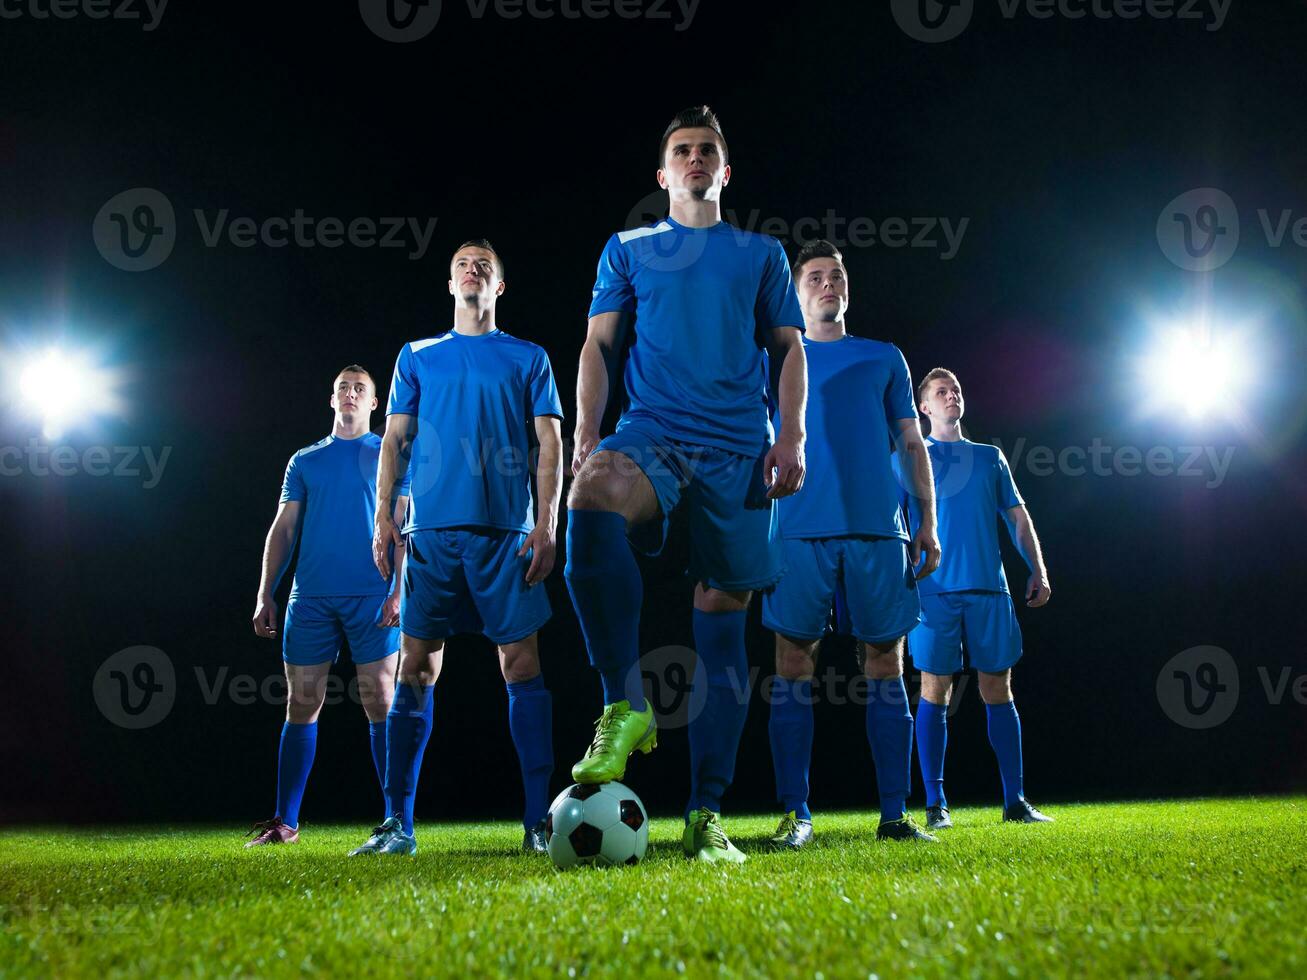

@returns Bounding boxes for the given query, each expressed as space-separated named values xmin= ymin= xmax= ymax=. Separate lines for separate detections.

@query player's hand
xmin=909 ymin=525 xmax=942 ymax=580
xmin=373 ymin=516 xmax=403 ymax=579
xmin=764 ymin=435 xmax=806 ymax=499
xmin=572 ymin=426 xmax=600 ymax=477
xmin=1025 ymin=570 xmax=1051 ymax=607
xmin=378 ymin=591 xmax=401 ymax=628
xmin=253 ymin=593 xmax=278 ymax=638
xmin=519 ymin=522 xmax=557 ymax=586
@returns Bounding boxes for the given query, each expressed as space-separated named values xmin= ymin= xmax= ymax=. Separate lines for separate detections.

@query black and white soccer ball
xmin=545 ymin=782 xmax=649 ymax=869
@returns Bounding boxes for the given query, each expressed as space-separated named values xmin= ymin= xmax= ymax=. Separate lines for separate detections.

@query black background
xmin=2 ymin=0 xmax=1305 ymax=825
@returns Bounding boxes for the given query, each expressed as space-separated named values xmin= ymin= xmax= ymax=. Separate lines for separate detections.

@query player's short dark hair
xmin=659 ymin=105 xmax=728 ymax=168
xmin=792 ymin=239 xmax=845 ymax=281
xmin=917 ymin=367 xmax=960 ymax=405
xmin=336 ymin=364 xmax=375 ymax=389
xmin=451 ymin=238 xmax=505 ymax=279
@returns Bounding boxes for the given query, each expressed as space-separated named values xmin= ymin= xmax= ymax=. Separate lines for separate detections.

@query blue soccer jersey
xmin=280 ymin=432 xmax=410 ymax=598
xmin=588 ymin=217 xmax=804 ymax=455
xmin=777 ymin=335 xmax=917 ymax=540
xmin=899 ymin=437 xmax=1024 ymax=596
xmin=386 ymin=328 xmax=563 ymax=535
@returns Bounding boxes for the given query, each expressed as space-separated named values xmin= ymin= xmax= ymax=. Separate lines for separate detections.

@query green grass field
xmin=2 ymin=798 xmax=1303 ymax=978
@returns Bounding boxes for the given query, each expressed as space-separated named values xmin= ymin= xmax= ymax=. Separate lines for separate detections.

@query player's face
xmin=331 ymin=372 xmax=377 ymax=422
xmin=658 ymin=127 xmax=730 ymax=200
xmin=448 ymin=247 xmax=505 ymax=307
xmin=922 ymin=378 xmax=964 ymax=423
xmin=796 ymin=257 xmax=849 ymax=323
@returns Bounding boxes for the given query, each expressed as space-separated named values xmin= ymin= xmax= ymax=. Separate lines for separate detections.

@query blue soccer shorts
xmin=763 ymin=536 xmax=920 ymax=644
xmin=595 ymin=417 xmax=782 ymax=592
xmin=908 ymin=590 xmax=1023 ymax=675
xmin=283 ymin=594 xmax=400 ymax=666
xmin=400 ymin=527 xmax=551 ymax=645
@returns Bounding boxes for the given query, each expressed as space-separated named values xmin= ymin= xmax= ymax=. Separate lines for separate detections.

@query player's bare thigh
xmin=568 ymin=449 xmax=660 ymax=526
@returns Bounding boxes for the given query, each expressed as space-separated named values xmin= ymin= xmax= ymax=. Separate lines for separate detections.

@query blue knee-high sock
xmin=915 ymin=700 xmax=949 ymax=809
xmin=275 ymin=721 xmax=317 ymax=829
xmin=507 ymin=675 xmax=555 ymax=828
xmin=368 ymin=721 xmax=388 ymax=820
xmin=385 ymin=683 xmax=434 ymax=835
xmin=865 ymin=677 xmax=913 ymax=824
xmin=686 ymin=609 xmax=750 ymax=817
xmin=564 ymin=510 xmax=646 ymax=710
xmin=768 ymin=676 xmax=813 ymax=821
xmin=986 ymin=700 xmax=1025 ymax=807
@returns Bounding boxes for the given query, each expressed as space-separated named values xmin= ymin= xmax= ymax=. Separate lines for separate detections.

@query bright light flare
xmin=18 ymin=347 xmax=120 ymax=439
xmin=1138 ymin=320 xmax=1251 ymax=421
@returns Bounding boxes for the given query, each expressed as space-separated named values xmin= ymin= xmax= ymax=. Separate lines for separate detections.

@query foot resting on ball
xmin=571 ymin=699 xmax=657 ymax=784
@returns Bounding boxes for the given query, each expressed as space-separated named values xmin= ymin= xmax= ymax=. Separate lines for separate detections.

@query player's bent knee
xmin=498 ymin=635 xmax=541 ymax=684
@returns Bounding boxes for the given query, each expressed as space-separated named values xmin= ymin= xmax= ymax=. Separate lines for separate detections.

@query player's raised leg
xmin=565 ymin=449 xmax=661 ymax=783
xmin=863 ymin=638 xmax=936 ymax=842
xmin=498 ymin=633 xmax=555 ymax=852
xmin=767 ymin=632 xmax=817 ymax=848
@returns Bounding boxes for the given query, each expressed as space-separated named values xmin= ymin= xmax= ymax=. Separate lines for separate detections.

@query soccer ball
xmin=545 ymin=782 xmax=649 ymax=869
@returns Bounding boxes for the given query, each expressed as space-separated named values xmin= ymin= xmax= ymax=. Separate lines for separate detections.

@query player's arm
xmin=573 ymin=310 xmax=631 ymax=475
xmin=763 ymin=325 xmax=808 ymax=499
xmin=1005 ymin=504 xmax=1051 ymax=607
xmin=378 ymin=494 xmax=409 ymax=628
xmin=374 ymin=412 xmax=417 ymax=579
xmin=895 ymin=418 xmax=941 ymax=579
xmin=520 ymin=414 xmax=563 ymax=585
xmin=253 ymin=500 xmax=302 ymax=638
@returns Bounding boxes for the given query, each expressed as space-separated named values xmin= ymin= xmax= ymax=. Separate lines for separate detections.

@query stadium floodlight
xmin=1137 ymin=317 xmax=1250 ymax=421
xmin=18 ymin=346 xmax=118 ymax=440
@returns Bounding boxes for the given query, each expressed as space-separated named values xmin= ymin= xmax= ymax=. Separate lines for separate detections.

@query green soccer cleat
xmin=570 ymin=699 xmax=658 ymax=784
xmin=348 ymin=816 xmax=417 ymax=856
xmin=683 ymin=808 xmax=747 ymax=864
xmin=768 ymin=811 xmax=814 ymax=850
xmin=876 ymin=814 xmax=938 ymax=842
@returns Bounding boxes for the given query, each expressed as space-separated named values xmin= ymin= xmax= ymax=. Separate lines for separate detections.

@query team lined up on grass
xmin=247 ymin=105 xmax=1054 ymax=856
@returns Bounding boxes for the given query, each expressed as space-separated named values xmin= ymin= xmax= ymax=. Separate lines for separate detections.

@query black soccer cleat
xmin=1002 ymin=799 xmax=1054 ymax=823
xmin=522 ymin=818 xmax=548 ymax=853
xmin=926 ymin=805 xmax=953 ymax=831
xmin=876 ymin=815 xmax=938 ymax=842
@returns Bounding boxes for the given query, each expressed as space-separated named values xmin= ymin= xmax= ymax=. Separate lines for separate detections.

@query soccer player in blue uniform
xmin=566 ymin=107 xmax=808 ymax=863
xmin=247 ymin=365 xmax=410 ymax=847
xmin=350 ymin=240 xmax=565 ymax=856
xmin=761 ymin=241 xmax=941 ymax=848
xmin=903 ymin=367 xmax=1054 ymax=828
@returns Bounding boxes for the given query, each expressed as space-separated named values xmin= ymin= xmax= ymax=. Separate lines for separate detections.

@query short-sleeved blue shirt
xmin=386 ymin=328 xmax=563 ymax=535
xmin=280 ymin=432 xmax=409 ymax=598
xmin=777 ymin=335 xmax=917 ymax=539
xmin=589 ymin=217 xmax=804 ymax=455
xmin=898 ymin=437 xmax=1025 ymax=595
